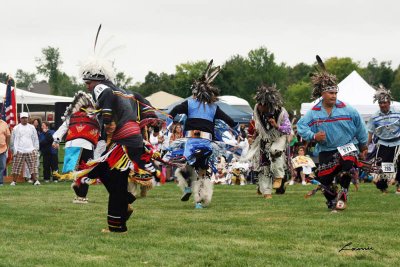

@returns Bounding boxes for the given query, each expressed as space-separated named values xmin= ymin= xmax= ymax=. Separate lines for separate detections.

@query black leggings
xmin=318 ymin=150 xmax=354 ymax=201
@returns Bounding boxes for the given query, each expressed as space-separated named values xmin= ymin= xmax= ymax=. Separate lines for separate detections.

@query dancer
xmin=53 ymin=91 xmax=100 ymax=204
xmin=297 ymin=55 xmax=368 ymax=212
xmin=367 ymin=85 xmax=400 ymax=194
xmin=246 ymin=84 xmax=291 ymax=199
xmin=169 ymin=60 xmax=237 ymax=208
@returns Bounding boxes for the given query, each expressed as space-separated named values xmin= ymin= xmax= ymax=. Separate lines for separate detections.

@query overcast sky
xmin=1 ymin=0 xmax=400 ymax=83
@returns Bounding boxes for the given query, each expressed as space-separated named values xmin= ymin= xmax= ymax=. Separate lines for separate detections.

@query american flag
xmin=3 ymin=78 xmax=17 ymax=130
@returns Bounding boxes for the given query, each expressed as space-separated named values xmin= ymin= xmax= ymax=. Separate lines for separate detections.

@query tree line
xmin=1 ymin=46 xmax=399 ymax=112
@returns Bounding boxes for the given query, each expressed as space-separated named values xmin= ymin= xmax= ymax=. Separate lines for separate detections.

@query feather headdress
xmin=254 ymin=84 xmax=283 ymax=112
xmin=191 ymin=60 xmax=221 ymax=103
xmin=373 ymin=84 xmax=392 ymax=103
xmin=310 ymin=55 xmax=338 ymax=99
xmin=80 ymin=24 xmax=117 ymax=82
xmin=63 ymin=91 xmax=97 ymax=120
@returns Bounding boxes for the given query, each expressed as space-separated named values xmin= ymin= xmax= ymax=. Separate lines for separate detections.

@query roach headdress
xmin=310 ymin=55 xmax=338 ymax=99
xmin=254 ymin=84 xmax=283 ymax=112
xmin=80 ymin=24 xmax=116 ymax=82
xmin=191 ymin=60 xmax=221 ymax=103
xmin=373 ymin=84 xmax=392 ymax=103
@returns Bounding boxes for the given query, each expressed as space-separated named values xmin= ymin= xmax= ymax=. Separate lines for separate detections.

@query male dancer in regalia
xmin=53 ymin=91 xmax=100 ymax=204
xmin=169 ymin=60 xmax=237 ymax=208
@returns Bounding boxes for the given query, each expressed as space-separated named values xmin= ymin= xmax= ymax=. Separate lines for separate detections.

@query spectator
xmin=10 ymin=112 xmax=40 ymax=186
xmin=32 ymin=118 xmax=42 ymax=136
xmin=26 ymin=118 xmax=42 ymax=182
xmin=169 ymin=123 xmax=184 ymax=144
xmin=149 ymin=126 xmax=164 ymax=151
xmin=40 ymin=121 xmax=59 ymax=183
xmin=0 ymin=117 xmax=10 ymax=186
xmin=289 ymin=146 xmax=316 ymax=185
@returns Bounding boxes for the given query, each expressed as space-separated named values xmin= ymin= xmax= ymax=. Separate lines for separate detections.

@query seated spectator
xmin=289 ymin=146 xmax=316 ymax=185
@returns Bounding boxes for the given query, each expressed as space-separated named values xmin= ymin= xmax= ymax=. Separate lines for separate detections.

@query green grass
xmin=0 ymin=182 xmax=399 ymax=267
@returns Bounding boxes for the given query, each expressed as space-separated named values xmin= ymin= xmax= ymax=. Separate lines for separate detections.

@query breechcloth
xmin=317 ymin=150 xmax=358 ymax=201
xmin=72 ymin=148 xmax=93 ymax=198
xmin=375 ymin=144 xmax=400 ymax=190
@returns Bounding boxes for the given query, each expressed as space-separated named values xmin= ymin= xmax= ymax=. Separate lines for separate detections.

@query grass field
xmin=0 ymin=182 xmax=399 ymax=267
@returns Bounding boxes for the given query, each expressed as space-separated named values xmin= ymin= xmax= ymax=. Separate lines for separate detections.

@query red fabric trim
xmin=312 ymin=105 xmax=321 ymax=111
xmin=336 ymin=101 xmax=346 ymax=108
xmin=309 ymin=117 xmax=351 ymax=127
xmin=342 ymin=155 xmax=362 ymax=167
xmin=112 ymin=121 xmax=140 ymax=140
xmin=105 ymin=145 xmax=126 ymax=168
xmin=318 ymin=165 xmax=339 ymax=177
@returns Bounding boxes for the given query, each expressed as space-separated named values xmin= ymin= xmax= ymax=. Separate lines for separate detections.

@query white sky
xmin=1 ymin=0 xmax=400 ymax=83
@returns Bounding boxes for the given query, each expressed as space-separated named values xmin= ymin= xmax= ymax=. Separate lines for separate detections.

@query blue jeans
xmin=0 ymin=151 xmax=7 ymax=184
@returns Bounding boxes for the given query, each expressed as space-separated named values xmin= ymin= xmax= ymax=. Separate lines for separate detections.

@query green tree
xmin=54 ymin=73 xmax=85 ymax=96
xmin=217 ymin=55 xmax=250 ymax=102
xmin=284 ymin=81 xmax=312 ymax=112
xmin=323 ymin=57 xmax=360 ymax=82
xmin=390 ymin=66 xmax=400 ymax=101
xmin=246 ymin=47 xmax=288 ymax=92
xmin=0 ymin=73 xmax=8 ymax=84
xmin=287 ymin=63 xmax=313 ymax=85
xmin=217 ymin=47 xmax=288 ymax=106
xmin=115 ymin=72 xmax=133 ymax=89
xmin=139 ymin=71 xmax=162 ymax=96
xmin=361 ymin=58 xmax=395 ymax=88
xmin=173 ymin=61 xmax=208 ymax=97
xmin=15 ymin=69 xmax=37 ymax=89
xmin=36 ymin=46 xmax=63 ymax=95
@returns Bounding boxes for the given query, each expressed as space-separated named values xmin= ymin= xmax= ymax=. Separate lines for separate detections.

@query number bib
xmin=381 ymin=162 xmax=395 ymax=173
xmin=337 ymin=143 xmax=357 ymax=156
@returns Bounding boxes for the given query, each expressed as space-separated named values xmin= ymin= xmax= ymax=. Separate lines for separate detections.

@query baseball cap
xmin=20 ymin=112 xmax=29 ymax=118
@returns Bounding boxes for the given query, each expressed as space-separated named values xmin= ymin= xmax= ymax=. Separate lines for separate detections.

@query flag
xmin=3 ymin=78 xmax=17 ymax=130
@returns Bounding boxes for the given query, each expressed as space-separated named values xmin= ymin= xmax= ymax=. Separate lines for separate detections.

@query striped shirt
xmin=297 ymin=99 xmax=368 ymax=152
xmin=367 ymin=107 xmax=400 ymax=146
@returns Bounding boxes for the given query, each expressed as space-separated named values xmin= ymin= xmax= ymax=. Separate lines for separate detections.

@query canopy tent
xmin=218 ymin=95 xmax=253 ymax=113
xmin=165 ymin=97 xmax=252 ymax=124
xmin=145 ymin=91 xmax=183 ymax=109
xmin=0 ymin=82 xmax=73 ymax=105
xmin=300 ymin=71 xmax=400 ymax=120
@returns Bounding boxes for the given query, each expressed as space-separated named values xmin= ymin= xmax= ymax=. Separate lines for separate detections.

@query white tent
xmin=300 ymin=71 xmax=400 ymax=120
xmin=219 ymin=95 xmax=253 ymax=113
xmin=0 ymin=82 xmax=73 ymax=105
xmin=145 ymin=91 xmax=183 ymax=109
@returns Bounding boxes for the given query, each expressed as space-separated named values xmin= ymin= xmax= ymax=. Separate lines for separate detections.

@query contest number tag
xmin=337 ymin=143 xmax=357 ymax=156
xmin=381 ymin=162 xmax=395 ymax=173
